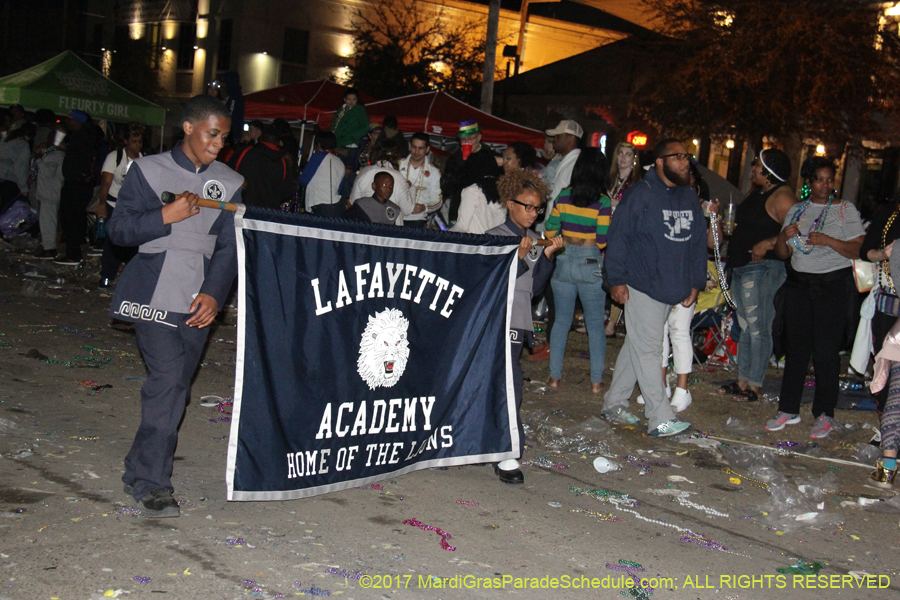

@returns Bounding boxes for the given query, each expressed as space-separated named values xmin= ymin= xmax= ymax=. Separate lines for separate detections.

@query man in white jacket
xmin=542 ymin=120 xmax=583 ymax=227
xmin=397 ymin=133 xmax=441 ymax=227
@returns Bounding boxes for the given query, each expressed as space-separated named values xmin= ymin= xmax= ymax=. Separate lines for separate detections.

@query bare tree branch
xmin=346 ymin=0 xmax=498 ymax=104
xmin=635 ymin=0 xmax=900 ymax=145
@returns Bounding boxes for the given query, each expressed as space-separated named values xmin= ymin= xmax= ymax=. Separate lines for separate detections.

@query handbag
xmin=852 ymin=259 xmax=876 ymax=293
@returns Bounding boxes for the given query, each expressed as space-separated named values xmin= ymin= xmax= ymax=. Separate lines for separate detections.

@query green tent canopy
xmin=0 ymin=51 xmax=165 ymax=126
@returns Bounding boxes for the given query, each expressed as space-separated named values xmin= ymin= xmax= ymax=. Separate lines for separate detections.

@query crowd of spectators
xmin=3 ymin=78 xmax=898 ymax=490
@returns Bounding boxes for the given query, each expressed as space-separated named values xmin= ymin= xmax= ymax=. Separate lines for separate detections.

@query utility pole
xmin=480 ymin=0 xmax=501 ymax=113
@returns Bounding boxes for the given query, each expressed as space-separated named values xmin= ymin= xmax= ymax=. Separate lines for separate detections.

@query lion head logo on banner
xmin=357 ymin=308 xmax=410 ymax=390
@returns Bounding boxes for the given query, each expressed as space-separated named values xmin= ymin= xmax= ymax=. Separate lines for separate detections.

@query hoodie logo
xmin=662 ymin=209 xmax=693 ymax=242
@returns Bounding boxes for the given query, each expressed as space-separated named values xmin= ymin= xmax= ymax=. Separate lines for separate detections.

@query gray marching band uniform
xmin=486 ymin=218 xmax=554 ymax=457
xmin=107 ymin=144 xmax=244 ymax=502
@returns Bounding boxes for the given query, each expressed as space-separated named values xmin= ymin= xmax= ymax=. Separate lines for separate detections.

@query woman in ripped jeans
xmin=719 ymin=149 xmax=796 ymax=403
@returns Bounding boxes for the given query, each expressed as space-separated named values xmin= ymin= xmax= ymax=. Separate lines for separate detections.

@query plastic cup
xmin=593 ymin=456 xmax=614 ymax=473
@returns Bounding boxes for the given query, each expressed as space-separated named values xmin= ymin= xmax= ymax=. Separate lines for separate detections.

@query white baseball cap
xmin=545 ymin=119 xmax=584 ymax=138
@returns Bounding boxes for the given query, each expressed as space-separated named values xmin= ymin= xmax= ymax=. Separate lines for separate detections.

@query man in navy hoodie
xmin=600 ymin=139 xmax=707 ymax=437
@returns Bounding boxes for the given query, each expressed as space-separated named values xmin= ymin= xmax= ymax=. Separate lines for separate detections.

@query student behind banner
xmin=349 ymin=140 xmax=416 ymax=219
xmin=486 ymin=170 xmax=564 ymax=484
xmin=344 ymin=171 xmax=402 ymax=225
xmin=55 ymin=109 xmax=98 ymax=265
xmin=232 ymin=125 xmax=296 ymax=210
xmin=398 ymin=132 xmax=442 ymax=228
xmin=301 ymin=131 xmax=345 ymax=218
xmin=107 ymin=95 xmax=244 ymax=517
xmin=95 ymin=123 xmax=144 ymax=288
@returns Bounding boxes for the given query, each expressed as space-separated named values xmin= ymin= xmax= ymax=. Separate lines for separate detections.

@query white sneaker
xmin=637 ymin=387 xmax=671 ymax=405
xmin=670 ymin=388 xmax=692 ymax=412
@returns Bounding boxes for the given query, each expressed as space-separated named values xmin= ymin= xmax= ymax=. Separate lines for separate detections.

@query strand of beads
xmin=570 ymin=486 xmax=637 ymax=506
xmin=606 ymin=560 xmax=650 ymax=596
xmin=403 ymin=518 xmax=456 ymax=551
xmin=708 ymin=212 xmax=735 ymax=307
xmin=721 ymin=467 xmax=769 ymax=490
xmin=681 ymin=531 xmax=728 ymax=550
xmin=522 ymin=456 xmax=567 ymax=469
xmin=790 ymin=191 xmax=835 ymax=255
xmin=879 ymin=206 xmax=900 ymax=293
xmin=613 ymin=504 xmax=691 ymax=532
xmin=570 ymin=508 xmax=620 ymax=522
xmin=675 ymin=496 xmax=730 ymax=518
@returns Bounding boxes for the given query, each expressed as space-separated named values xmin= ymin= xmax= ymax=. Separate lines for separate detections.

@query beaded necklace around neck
xmin=790 ymin=186 xmax=836 ymax=255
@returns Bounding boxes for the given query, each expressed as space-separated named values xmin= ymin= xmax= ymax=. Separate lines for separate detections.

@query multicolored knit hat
xmin=459 ymin=119 xmax=480 ymax=137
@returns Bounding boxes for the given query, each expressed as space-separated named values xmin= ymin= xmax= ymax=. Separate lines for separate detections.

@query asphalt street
xmin=1 ymin=239 xmax=898 ymax=600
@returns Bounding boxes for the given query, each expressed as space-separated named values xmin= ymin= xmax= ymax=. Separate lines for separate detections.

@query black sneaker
xmin=34 ymin=248 xmax=56 ymax=259
xmin=139 ymin=488 xmax=180 ymax=518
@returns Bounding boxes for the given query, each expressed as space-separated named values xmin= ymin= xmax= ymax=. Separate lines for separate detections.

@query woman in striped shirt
xmin=545 ymin=148 xmax=613 ymax=394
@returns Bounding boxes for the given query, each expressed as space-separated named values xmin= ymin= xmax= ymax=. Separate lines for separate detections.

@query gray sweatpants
xmin=602 ymin=286 xmax=676 ymax=430
xmin=38 ymin=195 xmax=60 ymax=251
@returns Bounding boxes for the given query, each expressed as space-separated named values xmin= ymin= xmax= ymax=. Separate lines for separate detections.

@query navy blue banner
xmin=227 ymin=207 xmax=520 ymax=500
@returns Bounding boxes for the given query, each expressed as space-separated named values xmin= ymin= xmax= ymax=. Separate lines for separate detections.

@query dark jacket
xmin=605 ymin=168 xmax=708 ymax=305
xmin=62 ymin=129 xmax=97 ymax=184
xmin=222 ymin=71 xmax=245 ymax=147
xmin=487 ymin=218 xmax=554 ymax=331
xmin=234 ymin=141 xmax=295 ymax=210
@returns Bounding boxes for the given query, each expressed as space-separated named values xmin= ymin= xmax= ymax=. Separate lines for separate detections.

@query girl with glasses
xmin=486 ymin=170 xmax=564 ymax=484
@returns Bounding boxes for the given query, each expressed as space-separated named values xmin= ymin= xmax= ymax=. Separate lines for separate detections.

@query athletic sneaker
xmin=649 ymin=418 xmax=691 ymax=438
xmin=601 ymin=406 xmax=640 ymax=426
xmin=809 ymin=415 xmax=836 ymax=439
xmin=670 ymin=388 xmax=692 ymax=412
xmin=765 ymin=411 xmax=801 ymax=432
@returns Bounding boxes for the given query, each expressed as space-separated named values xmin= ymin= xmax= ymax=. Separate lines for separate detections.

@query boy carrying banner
xmin=107 ymin=95 xmax=244 ymax=517
xmin=487 ymin=170 xmax=564 ymax=483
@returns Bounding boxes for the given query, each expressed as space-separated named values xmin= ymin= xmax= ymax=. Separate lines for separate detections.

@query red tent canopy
xmin=244 ymin=80 xmax=377 ymax=122
xmin=321 ymin=91 xmax=544 ymax=148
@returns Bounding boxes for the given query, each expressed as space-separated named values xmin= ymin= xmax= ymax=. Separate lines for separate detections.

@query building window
xmin=113 ymin=25 xmax=128 ymax=49
xmin=280 ymin=63 xmax=307 ymax=85
xmin=217 ymin=19 xmax=233 ymax=71
xmin=148 ymin=23 xmax=162 ymax=70
xmin=177 ymin=23 xmax=196 ymax=70
xmin=176 ymin=72 xmax=194 ymax=94
xmin=93 ymin=23 xmax=105 ymax=53
xmin=280 ymin=28 xmax=309 ymax=84
xmin=283 ymin=28 xmax=309 ymax=65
